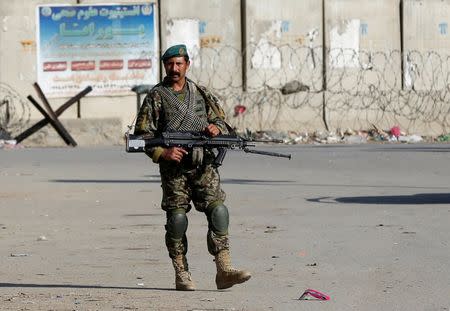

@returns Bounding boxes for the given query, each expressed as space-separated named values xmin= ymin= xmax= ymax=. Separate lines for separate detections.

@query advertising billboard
xmin=36 ymin=3 xmax=158 ymax=97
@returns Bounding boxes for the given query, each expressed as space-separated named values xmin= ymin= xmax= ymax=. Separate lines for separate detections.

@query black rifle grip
xmin=214 ymin=148 xmax=227 ymax=166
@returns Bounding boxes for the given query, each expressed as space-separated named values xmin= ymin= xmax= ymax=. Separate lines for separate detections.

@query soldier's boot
xmin=214 ymin=249 xmax=251 ymax=290
xmin=172 ymin=254 xmax=196 ymax=291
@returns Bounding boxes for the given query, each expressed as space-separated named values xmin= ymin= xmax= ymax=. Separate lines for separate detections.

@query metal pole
xmin=322 ymin=0 xmax=329 ymax=131
xmin=76 ymin=0 xmax=81 ymax=118
xmin=400 ymin=0 xmax=405 ymax=90
xmin=241 ymin=0 xmax=247 ymax=92
xmin=157 ymin=0 xmax=163 ymax=82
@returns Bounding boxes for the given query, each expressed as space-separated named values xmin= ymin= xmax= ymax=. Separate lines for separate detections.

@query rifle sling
xmin=195 ymin=85 xmax=236 ymax=135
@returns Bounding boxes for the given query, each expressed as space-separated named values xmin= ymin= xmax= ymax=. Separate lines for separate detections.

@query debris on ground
xmin=241 ymin=124 xmax=441 ymax=145
xmin=0 ymin=139 xmax=24 ymax=150
xmin=264 ymin=226 xmax=277 ymax=233
xmin=10 ymin=253 xmax=30 ymax=257
xmin=2 ymin=126 xmax=446 ymax=148
xmin=437 ymin=134 xmax=450 ymax=142
xmin=37 ymin=235 xmax=48 ymax=241
xmin=398 ymin=135 xmax=423 ymax=143
xmin=233 ymin=105 xmax=246 ymax=117
xmin=299 ymin=289 xmax=330 ymax=301
xmin=390 ymin=125 xmax=401 ymax=138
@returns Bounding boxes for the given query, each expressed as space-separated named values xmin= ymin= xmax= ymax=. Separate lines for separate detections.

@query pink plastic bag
xmin=299 ymin=289 xmax=330 ymax=301
xmin=390 ymin=126 xmax=401 ymax=138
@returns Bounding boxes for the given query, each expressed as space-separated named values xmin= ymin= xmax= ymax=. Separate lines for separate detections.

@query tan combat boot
xmin=214 ymin=249 xmax=251 ymax=290
xmin=172 ymin=255 xmax=196 ymax=291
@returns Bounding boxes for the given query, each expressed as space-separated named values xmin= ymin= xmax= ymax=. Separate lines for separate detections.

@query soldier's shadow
xmin=308 ymin=193 xmax=450 ymax=205
xmin=0 ymin=282 xmax=217 ymax=292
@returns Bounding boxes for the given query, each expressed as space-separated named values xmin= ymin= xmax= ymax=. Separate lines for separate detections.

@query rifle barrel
xmin=249 ymin=139 xmax=285 ymax=144
xmin=243 ymin=148 xmax=291 ymax=159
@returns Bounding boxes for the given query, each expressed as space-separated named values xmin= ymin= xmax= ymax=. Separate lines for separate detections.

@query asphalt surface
xmin=0 ymin=143 xmax=449 ymax=310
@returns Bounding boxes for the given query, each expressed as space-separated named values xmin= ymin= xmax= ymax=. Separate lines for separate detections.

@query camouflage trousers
xmin=159 ymin=160 xmax=228 ymax=258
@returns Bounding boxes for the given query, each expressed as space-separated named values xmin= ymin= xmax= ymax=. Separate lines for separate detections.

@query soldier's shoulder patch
xmin=149 ymin=89 xmax=162 ymax=100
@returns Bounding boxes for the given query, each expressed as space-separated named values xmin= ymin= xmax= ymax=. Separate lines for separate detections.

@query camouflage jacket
xmin=133 ymin=78 xmax=228 ymax=163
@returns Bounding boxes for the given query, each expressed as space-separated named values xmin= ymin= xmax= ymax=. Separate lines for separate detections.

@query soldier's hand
xmin=205 ymin=124 xmax=220 ymax=137
xmin=161 ymin=147 xmax=188 ymax=163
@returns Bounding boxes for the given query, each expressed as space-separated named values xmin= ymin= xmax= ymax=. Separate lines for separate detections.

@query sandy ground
xmin=0 ymin=143 xmax=449 ymax=311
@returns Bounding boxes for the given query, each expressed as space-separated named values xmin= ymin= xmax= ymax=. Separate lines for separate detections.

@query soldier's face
xmin=164 ymin=57 xmax=190 ymax=82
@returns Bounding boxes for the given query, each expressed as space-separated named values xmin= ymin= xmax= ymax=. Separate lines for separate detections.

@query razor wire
xmin=3 ymin=45 xmax=450 ymax=138
xmin=188 ymin=44 xmax=450 ymax=133
xmin=0 ymin=83 xmax=30 ymax=138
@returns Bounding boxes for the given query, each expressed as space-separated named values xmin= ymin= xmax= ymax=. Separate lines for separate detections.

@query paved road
xmin=0 ymin=144 xmax=449 ymax=310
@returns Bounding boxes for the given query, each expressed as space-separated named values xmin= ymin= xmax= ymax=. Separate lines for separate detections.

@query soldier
xmin=134 ymin=44 xmax=251 ymax=291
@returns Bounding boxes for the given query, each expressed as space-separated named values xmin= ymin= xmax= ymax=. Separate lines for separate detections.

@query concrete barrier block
xmin=22 ymin=117 xmax=123 ymax=147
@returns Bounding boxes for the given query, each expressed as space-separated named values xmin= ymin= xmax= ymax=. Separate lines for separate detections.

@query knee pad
xmin=207 ymin=203 xmax=229 ymax=236
xmin=165 ymin=209 xmax=188 ymax=239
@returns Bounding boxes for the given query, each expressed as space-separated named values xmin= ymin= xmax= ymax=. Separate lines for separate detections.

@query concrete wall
xmin=2 ymin=0 xmax=450 ymax=143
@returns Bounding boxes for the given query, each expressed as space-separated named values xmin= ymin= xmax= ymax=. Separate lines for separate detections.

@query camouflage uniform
xmin=134 ymin=78 xmax=230 ymax=258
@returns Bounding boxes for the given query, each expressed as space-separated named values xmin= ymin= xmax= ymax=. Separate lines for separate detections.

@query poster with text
xmin=37 ymin=3 xmax=158 ymax=97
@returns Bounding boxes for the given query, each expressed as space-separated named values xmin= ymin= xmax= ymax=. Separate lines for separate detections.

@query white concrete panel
xmin=325 ymin=0 xmax=401 ymax=92
xmin=245 ymin=0 xmax=323 ymax=91
xmin=160 ymin=0 xmax=242 ymax=91
xmin=403 ymin=0 xmax=450 ymax=90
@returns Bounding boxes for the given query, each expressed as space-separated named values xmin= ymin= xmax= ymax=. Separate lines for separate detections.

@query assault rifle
xmin=126 ymin=131 xmax=291 ymax=166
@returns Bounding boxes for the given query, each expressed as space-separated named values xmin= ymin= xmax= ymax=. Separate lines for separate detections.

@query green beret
xmin=162 ymin=44 xmax=189 ymax=62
